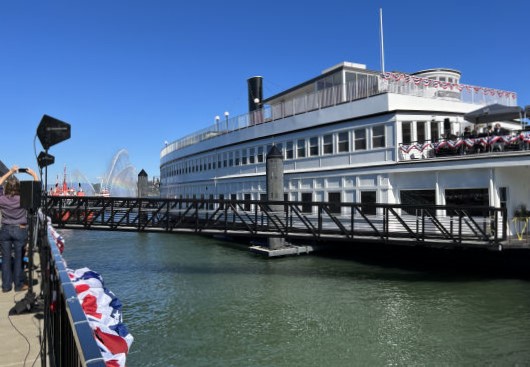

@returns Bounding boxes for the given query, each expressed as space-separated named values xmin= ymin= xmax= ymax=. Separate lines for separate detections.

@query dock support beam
xmin=266 ymin=145 xmax=285 ymax=250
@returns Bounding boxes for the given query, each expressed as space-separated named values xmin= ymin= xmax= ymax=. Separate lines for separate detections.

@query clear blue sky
xmin=1 ymin=0 xmax=529 ymax=184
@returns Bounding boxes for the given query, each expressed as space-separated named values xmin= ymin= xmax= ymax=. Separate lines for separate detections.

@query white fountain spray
xmin=70 ymin=149 xmax=138 ymax=197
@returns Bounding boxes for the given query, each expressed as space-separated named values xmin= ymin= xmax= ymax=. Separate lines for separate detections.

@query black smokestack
xmin=247 ymin=76 xmax=263 ymax=112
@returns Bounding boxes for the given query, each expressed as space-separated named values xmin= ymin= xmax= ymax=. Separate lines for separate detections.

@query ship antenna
xmin=379 ymin=8 xmax=385 ymax=73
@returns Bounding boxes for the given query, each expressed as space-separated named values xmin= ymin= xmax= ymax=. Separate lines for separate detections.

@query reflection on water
xmin=60 ymin=230 xmax=530 ymax=367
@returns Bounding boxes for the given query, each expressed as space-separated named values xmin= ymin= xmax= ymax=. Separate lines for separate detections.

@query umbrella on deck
xmin=464 ymin=103 xmax=523 ymax=125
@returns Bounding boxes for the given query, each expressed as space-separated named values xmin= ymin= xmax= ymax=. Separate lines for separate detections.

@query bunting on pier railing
xmin=380 ymin=72 xmax=517 ymax=99
xmin=47 ymin=222 xmax=133 ymax=367
xmin=48 ymin=224 xmax=65 ymax=254
xmin=68 ymin=267 xmax=134 ymax=367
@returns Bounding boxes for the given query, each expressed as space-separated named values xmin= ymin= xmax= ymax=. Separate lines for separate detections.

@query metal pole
xmin=266 ymin=145 xmax=285 ymax=250
xmin=379 ymin=8 xmax=385 ymax=73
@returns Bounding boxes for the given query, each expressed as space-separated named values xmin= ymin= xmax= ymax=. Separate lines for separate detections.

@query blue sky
xmin=1 ymin=0 xmax=529 ymax=185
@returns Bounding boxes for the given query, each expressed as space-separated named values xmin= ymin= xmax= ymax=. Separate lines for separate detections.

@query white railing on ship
xmin=161 ymin=75 xmax=517 ymax=158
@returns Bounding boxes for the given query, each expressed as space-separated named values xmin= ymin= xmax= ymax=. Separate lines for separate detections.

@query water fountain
xmin=70 ymin=149 xmax=138 ymax=197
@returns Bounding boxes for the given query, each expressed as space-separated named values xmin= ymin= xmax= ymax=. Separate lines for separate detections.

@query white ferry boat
xmin=160 ymin=61 xmax=529 ymax=239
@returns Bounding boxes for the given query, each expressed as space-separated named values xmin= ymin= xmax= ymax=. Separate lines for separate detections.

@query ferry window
xmin=297 ymin=139 xmax=306 ymax=158
xmin=328 ymin=192 xmax=341 ymax=214
xmin=360 ymin=191 xmax=376 ymax=215
xmin=235 ymin=151 xmax=240 ymax=166
xmin=249 ymin=147 xmax=255 ymax=164
xmin=217 ymin=154 xmax=222 ymax=168
xmin=345 ymin=72 xmax=357 ymax=85
xmin=242 ymin=149 xmax=247 ymax=165
xmin=357 ymin=74 xmax=368 ymax=95
xmin=372 ymin=125 xmax=385 ymax=148
xmin=244 ymin=194 xmax=251 ymax=211
xmin=276 ymin=143 xmax=283 ymax=156
xmin=286 ymin=141 xmax=294 ymax=159
xmin=317 ymin=76 xmax=334 ymax=91
xmin=223 ymin=152 xmax=228 ymax=167
xmin=443 ymin=118 xmax=451 ymax=138
xmin=229 ymin=152 xmax=234 ymax=167
xmin=354 ymin=129 xmax=366 ymax=151
xmin=430 ymin=120 xmax=440 ymax=142
xmin=257 ymin=146 xmax=264 ymax=163
xmin=309 ymin=137 xmax=319 ymax=156
xmin=402 ymin=122 xmax=412 ymax=144
xmin=333 ymin=73 xmax=342 ymax=86
xmin=338 ymin=132 xmax=349 ymax=153
xmin=445 ymin=188 xmax=489 ymax=217
xmin=439 ymin=77 xmax=446 ymax=82
xmin=400 ymin=190 xmax=435 ymax=215
xmin=219 ymin=194 xmax=225 ymax=210
xmin=323 ymin=134 xmax=333 ymax=155
xmin=301 ymin=193 xmax=313 ymax=213
xmin=417 ymin=122 xmax=426 ymax=143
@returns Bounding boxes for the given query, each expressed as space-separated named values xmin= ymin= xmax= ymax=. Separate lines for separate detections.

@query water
xmin=59 ymin=230 xmax=530 ymax=366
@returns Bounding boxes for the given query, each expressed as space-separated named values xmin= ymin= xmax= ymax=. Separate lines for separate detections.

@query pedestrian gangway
xmin=44 ymin=196 xmax=509 ymax=250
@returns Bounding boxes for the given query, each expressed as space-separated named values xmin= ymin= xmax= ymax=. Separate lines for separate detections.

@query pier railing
xmin=40 ymin=216 xmax=106 ymax=367
xmin=45 ymin=196 xmax=509 ymax=249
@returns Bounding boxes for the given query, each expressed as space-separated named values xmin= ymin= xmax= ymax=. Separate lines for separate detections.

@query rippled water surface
xmin=60 ymin=230 xmax=530 ymax=366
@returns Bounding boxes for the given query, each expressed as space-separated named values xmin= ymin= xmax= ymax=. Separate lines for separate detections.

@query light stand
xmin=10 ymin=113 xmax=70 ymax=315
xmin=10 ymin=182 xmax=42 ymax=315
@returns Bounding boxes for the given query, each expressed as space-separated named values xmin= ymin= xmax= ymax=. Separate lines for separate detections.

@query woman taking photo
xmin=0 ymin=165 xmax=38 ymax=292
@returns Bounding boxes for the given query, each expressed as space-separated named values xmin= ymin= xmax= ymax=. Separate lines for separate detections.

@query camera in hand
xmin=18 ymin=168 xmax=27 ymax=173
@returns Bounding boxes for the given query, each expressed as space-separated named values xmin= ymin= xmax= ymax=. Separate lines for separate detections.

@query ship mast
xmin=62 ymin=165 xmax=68 ymax=193
xmin=379 ymin=8 xmax=385 ymax=73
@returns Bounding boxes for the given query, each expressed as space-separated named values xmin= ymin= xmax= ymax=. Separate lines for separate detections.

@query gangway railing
xmin=40 ymin=215 xmax=106 ymax=367
xmin=44 ymin=196 xmax=508 ymax=249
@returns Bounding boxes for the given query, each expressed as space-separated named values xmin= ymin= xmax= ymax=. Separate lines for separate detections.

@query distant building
xmin=137 ymin=169 xmax=148 ymax=198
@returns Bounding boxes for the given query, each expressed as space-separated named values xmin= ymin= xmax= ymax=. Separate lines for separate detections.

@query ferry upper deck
xmin=160 ymin=62 xmax=518 ymax=161
xmin=159 ymin=62 xmax=529 ymax=239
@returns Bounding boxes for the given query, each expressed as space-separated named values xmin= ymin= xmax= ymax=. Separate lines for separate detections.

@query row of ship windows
xmin=162 ymin=188 xmax=493 ymax=216
xmin=167 ymin=192 xmax=378 ymax=214
xmin=162 ymin=125 xmax=386 ymax=177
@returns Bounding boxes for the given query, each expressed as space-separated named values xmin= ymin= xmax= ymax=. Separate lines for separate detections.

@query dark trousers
xmin=0 ymin=224 xmax=28 ymax=291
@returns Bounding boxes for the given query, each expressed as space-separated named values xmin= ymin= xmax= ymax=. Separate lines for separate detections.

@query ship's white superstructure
xmin=160 ymin=62 xmax=528 ymax=238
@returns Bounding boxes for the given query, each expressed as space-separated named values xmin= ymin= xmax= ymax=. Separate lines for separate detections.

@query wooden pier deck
xmin=0 ymin=254 xmax=44 ymax=366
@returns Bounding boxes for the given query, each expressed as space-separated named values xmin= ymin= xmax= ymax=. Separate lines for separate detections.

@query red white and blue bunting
xmin=399 ymin=133 xmax=530 ymax=155
xmin=381 ymin=72 xmax=517 ymax=99
xmin=47 ymin=224 xmax=133 ymax=367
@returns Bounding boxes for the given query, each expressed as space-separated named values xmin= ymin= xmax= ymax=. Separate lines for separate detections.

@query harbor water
xmin=60 ymin=229 xmax=530 ymax=366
